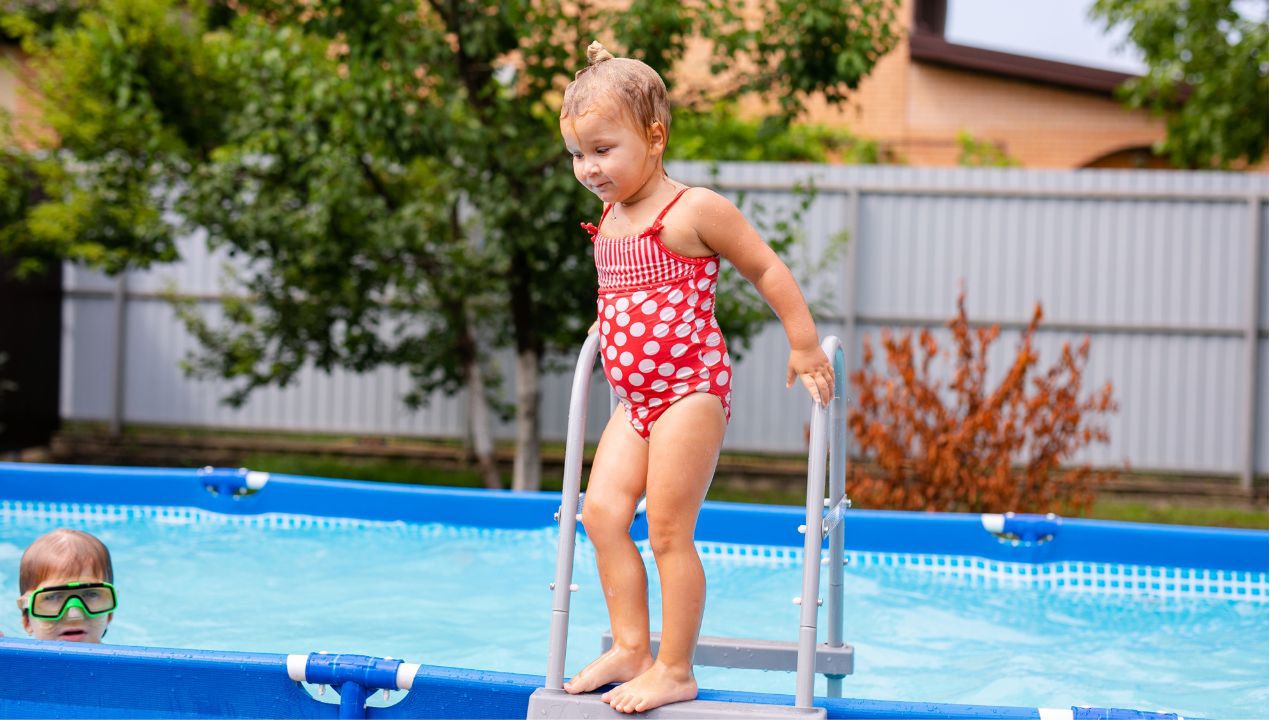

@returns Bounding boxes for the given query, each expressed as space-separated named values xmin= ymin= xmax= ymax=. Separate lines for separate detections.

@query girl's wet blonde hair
xmin=561 ymin=41 xmax=671 ymax=139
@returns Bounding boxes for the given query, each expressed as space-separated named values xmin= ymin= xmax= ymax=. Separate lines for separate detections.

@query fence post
xmin=1242 ymin=197 xmax=1264 ymax=495
xmin=842 ymin=187 xmax=860 ymax=390
xmin=110 ymin=271 xmax=128 ymax=437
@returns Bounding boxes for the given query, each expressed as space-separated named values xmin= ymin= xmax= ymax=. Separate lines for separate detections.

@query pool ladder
xmin=526 ymin=335 xmax=852 ymax=719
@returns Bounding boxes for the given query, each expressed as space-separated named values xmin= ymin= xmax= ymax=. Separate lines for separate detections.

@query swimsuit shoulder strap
xmin=582 ymin=203 xmax=615 ymax=239
xmin=650 ymin=187 xmax=692 ymax=232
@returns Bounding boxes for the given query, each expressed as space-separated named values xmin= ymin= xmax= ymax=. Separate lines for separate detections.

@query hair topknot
xmin=562 ymin=40 xmax=671 ymax=138
xmin=586 ymin=41 xmax=614 ymax=68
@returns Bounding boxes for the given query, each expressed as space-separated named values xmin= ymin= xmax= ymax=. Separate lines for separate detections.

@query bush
xmin=847 ymin=292 xmax=1117 ymax=513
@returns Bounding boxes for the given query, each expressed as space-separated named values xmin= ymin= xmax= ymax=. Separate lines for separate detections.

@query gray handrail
xmin=794 ymin=336 xmax=849 ymax=707
xmin=545 ymin=332 xmax=601 ymax=690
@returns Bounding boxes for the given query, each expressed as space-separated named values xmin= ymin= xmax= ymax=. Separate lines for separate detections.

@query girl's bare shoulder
xmin=660 ymin=187 xmax=746 ymax=255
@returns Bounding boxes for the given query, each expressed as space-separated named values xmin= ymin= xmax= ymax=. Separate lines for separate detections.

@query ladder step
xmin=526 ymin=688 xmax=827 ymax=719
xmin=600 ymin=632 xmax=854 ymax=676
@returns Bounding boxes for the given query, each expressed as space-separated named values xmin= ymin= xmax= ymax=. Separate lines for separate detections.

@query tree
xmin=1091 ymin=0 xmax=1269 ymax=169
xmin=2 ymin=0 xmax=900 ymax=490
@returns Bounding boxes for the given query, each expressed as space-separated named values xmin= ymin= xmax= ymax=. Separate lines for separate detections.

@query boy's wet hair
xmin=561 ymin=41 xmax=671 ymax=139
xmin=19 ymin=529 xmax=114 ymax=596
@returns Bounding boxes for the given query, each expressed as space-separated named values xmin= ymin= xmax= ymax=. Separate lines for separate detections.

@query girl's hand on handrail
xmin=787 ymin=345 xmax=834 ymax=406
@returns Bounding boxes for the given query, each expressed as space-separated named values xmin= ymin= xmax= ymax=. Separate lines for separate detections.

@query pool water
xmin=1 ymin=506 xmax=1264 ymax=719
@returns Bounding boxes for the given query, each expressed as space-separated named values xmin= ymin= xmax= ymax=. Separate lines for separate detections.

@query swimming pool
xmin=1 ymin=462 xmax=1265 ymax=719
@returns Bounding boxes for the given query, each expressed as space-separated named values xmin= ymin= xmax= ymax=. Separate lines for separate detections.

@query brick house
xmin=791 ymin=0 xmax=1183 ymax=169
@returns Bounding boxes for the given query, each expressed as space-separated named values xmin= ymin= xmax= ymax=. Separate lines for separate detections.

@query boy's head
xmin=17 ymin=529 xmax=115 ymax=643
xmin=561 ymin=41 xmax=671 ymax=143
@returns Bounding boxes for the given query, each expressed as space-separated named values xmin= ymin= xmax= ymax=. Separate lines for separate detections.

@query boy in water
xmin=15 ymin=528 xmax=117 ymax=643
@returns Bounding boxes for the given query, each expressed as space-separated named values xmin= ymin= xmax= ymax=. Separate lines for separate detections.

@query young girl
xmin=558 ymin=42 xmax=834 ymax=714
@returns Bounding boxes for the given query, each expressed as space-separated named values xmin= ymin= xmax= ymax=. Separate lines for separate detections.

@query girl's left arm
xmin=691 ymin=190 xmax=835 ymax=404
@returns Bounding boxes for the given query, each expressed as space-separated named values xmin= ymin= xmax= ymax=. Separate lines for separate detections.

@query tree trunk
xmin=512 ymin=347 xmax=542 ymax=491
xmin=464 ymin=355 xmax=502 ymax=490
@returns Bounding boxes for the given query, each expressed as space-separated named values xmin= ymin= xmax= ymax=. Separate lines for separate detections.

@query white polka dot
xmin=696 ymin=381 xmax=711 ymax=393
xmin=641 ymin=300 xmax=658 ymax=315
xmin=604 ymin=293 xmax=615 ymax=300
xmin=653 ymin=323 xmax=670 ymax=338
xmin=723 ymin=353 xmax=731 ymax=367
xmin=615 ymin=386 xmax=628 ymax=397
xmin=659 ymin=307 xmax=676 ymax=322
xmin=710 ymin=318 xmax=719 ymax=329
xmin=614 ymin=332 xmax=627 ymax=347
xmin=616 ymin=298 xmax=629 ymax=312
xmin=706 ymin=332 xmax=721 ymax=347
xmin=705 ymin=261 xmax=717 ymax=275
xmin=681 ymin=309 xmax=695 ymax=323
xmin=717 ymin=370 xmax=730 ymax=386
xmin=596 ymin=299 xmax=603 ymax=310
xmin=651 ymin=379 xmax=668 ymax=392
xmin=639 ymin=357 xmax=656 ymax=372
xmin=629 ymin=373 xmax=644 ymax=386
xmin=672 ymin=382 xmax=689 ymax=395
xmin=691 ymin=333 xmax=701 ymax=343
xmin=687 ymin=292 xmax=699 ymax=307
xmin=631 ymin=391 xmax=645 ymax=402
xmin=636 ymin=406 xmax=649 ymax=418
xmin=658 ymin=363 xmax=675 ymax=377
xmin=629 ymin=322 xmax=646 ymax=337
xmin=605 ymin=305 xmax=616 ymax=319
xmin=632 ymin=418 xmax=643 ymax=430
xmin=702 ymin=350 xmax=721 ymax=365
xmin=611 ymin=367 xmax=623 ymax=380
xmin=606 ymin=347 xmax=617 ymax=360
xmin=697 ymin=278 xmax=710 ymax=290
xmin=702 ymin=298 xmax=713 ymax=311
xmin=657 ymin=285 xmax=670 ymax=294
xmin=668 ymin=289 xmax=685 ymax=304
xmin=675 ymin=323 xmax=692 ymax=338
xmin=602 ymin=321 xmax=611 ymax=335
xmin=620 ymin=351 xmax=634 ymax=366
xmin=694 ymin=319 xmax=706 ymax=331
xmin=632 ymin=291 xmax=648 ymax=304
xmin=670 ymin=343 xmax=688 ymax=358
xmin=649 ymin=397 xmax=663 ymax=407
xmin=616 ymin=312 xmax=630 ymax=327
xmin=698 ymin=368 xmax=709 ymax=380
xmin=675 ymin=366 xmax=694 ymax=380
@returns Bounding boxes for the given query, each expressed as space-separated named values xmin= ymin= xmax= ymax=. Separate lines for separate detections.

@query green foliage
xmin=669 ymin=102 xmax=887 ymax=164
xmin=955 ymin=130 xmax=1019 ymax=168
xmin=1 ymin=0 xmax=899 ymax=459
xmin=1091 ymin=0 xmax=1269 ymax=169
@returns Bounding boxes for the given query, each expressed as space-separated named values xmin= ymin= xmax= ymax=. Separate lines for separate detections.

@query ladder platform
xmin=526 ymin=688 xmax=827 ymax=719
xmin=601 ymin=632 xmax=854 ymax=676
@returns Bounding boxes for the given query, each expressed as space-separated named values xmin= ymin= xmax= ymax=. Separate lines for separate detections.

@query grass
xmin=242 ymin=452 xmax=1269 ymax=530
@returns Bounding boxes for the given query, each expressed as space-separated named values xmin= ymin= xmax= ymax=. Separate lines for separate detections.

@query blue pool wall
xmin=0 ymin=636 xmax=1069 ymax=719
xmin=2 ymin=462 xmax=1264 ymax=572
xmin=0 ymin=462 xmax=1259 ymax=719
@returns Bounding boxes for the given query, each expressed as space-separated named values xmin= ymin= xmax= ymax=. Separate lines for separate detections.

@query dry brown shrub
xmin=847 ymin=292 xmax=1118 ymax=514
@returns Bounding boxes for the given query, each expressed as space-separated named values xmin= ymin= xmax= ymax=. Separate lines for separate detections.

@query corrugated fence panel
xmin=60 ymin=162 xmax=1269 ymax=476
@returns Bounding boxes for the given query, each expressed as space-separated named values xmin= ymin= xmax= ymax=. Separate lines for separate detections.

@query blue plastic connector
xmin=1000 ymin=512 xmax=1062 ymax=543
xmin=304 ymin=653 xmax=403 ymax=691
xmin=196 ymin=466 xmax=268 ymax=499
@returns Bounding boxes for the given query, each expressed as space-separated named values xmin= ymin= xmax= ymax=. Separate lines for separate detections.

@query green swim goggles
xmin=24 ymin=582 xmax=117 ymax=621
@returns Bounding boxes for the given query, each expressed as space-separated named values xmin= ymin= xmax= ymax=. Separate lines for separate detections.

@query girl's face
xmin=561 ymin=105 xmax=665 ymax=205
xmin=18 ymin=573 xmax=113 ymax=643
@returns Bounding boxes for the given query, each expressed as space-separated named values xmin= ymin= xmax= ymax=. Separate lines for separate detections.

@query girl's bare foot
xmin=601 ymin=661 xmax=697 ymax=713
xmin=563 ymin=645 xmax=653 ymax=695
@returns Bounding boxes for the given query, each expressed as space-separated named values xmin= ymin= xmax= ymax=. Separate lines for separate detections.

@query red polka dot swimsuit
xmin=582 ymin=187 xmax=733 ymax=439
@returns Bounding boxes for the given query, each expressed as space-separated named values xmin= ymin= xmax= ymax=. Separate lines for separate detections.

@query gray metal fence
xmin=60 ymin=163 xmax=1269 ymax=488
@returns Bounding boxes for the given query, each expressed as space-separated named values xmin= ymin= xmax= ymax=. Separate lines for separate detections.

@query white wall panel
xmin=59 ymin=162 xmax=1269 ymax=478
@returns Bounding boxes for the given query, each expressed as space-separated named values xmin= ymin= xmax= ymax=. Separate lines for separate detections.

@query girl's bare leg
xmin=563 ymin=409 xmax=654 ymax=694
xmin=602 ymin=393 xmax=726 ymax=713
